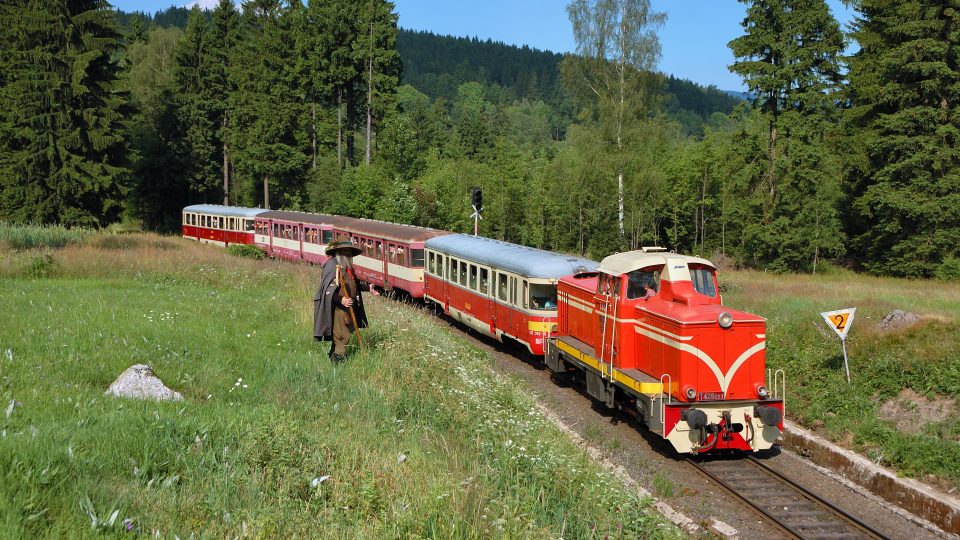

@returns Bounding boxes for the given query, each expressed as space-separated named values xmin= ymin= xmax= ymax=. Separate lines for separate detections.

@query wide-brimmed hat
xmin=325 ymin=240 xmax=362 ymax=257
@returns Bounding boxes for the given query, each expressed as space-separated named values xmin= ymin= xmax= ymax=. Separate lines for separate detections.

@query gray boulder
xmin=877 ymin=310 xmax=920 ymax=332
xmin=106 ymin=364 xmax=183 ymax=401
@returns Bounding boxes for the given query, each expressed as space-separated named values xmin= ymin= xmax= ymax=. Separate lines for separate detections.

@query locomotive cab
xmin=549 ymin=248 xmax=784 ymax=454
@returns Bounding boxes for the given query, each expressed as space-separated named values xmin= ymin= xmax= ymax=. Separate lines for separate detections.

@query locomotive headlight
xmin=756 ymin=384 xmax=769 ymax=399
xmin=684 ymin=386 xmax=697 ymax=400
xmin=717 ymin=312 xmax=734 ymax=329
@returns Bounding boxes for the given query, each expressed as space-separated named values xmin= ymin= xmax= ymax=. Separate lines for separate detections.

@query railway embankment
xmin=0 ymin=232 xmax=682 ymax=537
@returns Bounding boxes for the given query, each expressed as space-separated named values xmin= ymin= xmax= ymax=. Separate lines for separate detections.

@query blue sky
xmin=110 ymin=0 xmax=857 ymax=92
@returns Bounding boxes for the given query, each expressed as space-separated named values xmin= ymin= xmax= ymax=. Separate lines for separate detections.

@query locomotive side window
xmin=459 ymin=261 xmax=467 ymax=286
xmin=626 ymin=267 xmax=661 ymax=300
xmin=428 ymin=253 xmax=435 ymax=274
xmin=529 ymin=283 xmax=558 ymax=310
xmin=246 ymin=220 xmax=254 ymax=232
xmin=498 ymin=273 xmax=509 ymax=301
xmin=510 ymin=277 xmax=517 ymax=305
xmin=438 ymin=255 xmax=445 ymax=278
xmin=522 ymin=280 xmax=528 ymax=308
xmin=690 ymin=266 xmax=717 ymax=298
xmin=469 ymin=265 xmax=477 ymax=290
xmin=449 ymin=258 xmax=458 ymax=282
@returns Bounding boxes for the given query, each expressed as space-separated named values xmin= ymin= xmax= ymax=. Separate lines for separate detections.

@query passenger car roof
xmin=426 ymin=234 xmax=598 ymax=279
xmin=183 ymin=205 xmax=267 ymax=218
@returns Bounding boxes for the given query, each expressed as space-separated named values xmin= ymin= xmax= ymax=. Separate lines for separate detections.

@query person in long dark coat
xmin=313 ymin=241 xmax=378 ymax=363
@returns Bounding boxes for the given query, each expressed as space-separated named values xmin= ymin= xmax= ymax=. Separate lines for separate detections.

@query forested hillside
xmin=2 ymin=0 xmax=958 ymax=278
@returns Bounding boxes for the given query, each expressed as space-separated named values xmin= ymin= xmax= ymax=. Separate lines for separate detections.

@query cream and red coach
xmin=182 ymin=205 xmax=266 ymax=246
xmin=254 ymin=211 xmax=358 ymax=263
xmin=546 ymin=248 xmax=784 ymax=453
xmin=254 ymin=210 xmax=449 ymax=298
xmin=424 ymin=234 xmax=598 ymax=355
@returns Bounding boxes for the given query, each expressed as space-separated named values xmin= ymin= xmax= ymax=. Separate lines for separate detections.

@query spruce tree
xmin=0 ymin=0 xmax=130 ymax=226
xmin=175 ymin=7 xmax=221 ymax=202
xmin=846 ymin=0 xmax=960 ymax=277
xmin=209 ymin=0 xmax=241 ymax=204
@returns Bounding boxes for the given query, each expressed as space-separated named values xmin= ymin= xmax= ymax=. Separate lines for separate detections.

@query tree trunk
xmin=346 ymin=83 xmax=355 ymax=165
xmin=263 ymin=175 xmax=270 ymax=210
xmin=311 ymin=103 xmax=317 ymax=170
xmin=365 ymin=18 xmax=374 ymax=165
xmin=222 ymin=119 xmax=230 ymax=206
xmin=336 ymin=88 xmax=343 ymax=169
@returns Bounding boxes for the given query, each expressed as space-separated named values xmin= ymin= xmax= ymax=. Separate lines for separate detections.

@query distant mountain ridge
xmin=115 ymin=6 xmax=741 ymax=135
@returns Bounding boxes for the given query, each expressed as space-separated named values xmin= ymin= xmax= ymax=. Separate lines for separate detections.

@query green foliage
xmin=24 ymin=253 xmax=57 ymax=278
xmin=0 ymin=223 xmax=91 ymax=250
xmin=936 ymin=257 xmax=960 ymax=282
xmin=845 ymin=0 xmax=960 ymax=277
xmin=0 ymin=0 xmax=131 ymax=227
xmin=226 ymin=244 xmax=266 ymax=259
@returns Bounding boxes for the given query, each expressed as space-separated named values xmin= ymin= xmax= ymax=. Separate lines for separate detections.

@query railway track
xmin=689 ymin=455 xmax=890 ymax=539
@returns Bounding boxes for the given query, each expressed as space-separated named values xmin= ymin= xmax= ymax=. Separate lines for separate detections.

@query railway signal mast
xmin=471 ymin=188 xmax=483 ymax=237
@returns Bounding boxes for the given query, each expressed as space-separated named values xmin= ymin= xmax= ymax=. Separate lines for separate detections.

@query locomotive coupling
xmin=755 ymin=405 xmax=782 ymax=427
xmin=681 ymin=408 xmax=708 ymax=431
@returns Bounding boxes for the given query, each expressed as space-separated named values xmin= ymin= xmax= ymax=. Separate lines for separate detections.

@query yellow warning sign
xmin=820 ymin=308 xmax=856 ymax=340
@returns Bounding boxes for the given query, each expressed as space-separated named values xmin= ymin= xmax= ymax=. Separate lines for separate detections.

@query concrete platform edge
xmin=782 ymin=419 xmax=960 ymax=535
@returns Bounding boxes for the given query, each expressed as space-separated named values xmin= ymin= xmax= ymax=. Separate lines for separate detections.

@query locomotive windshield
xmin=529 ymin=283 xmax=558 ymax=310
xmin=626 ymin=267 xmax=661 ymax=299
xmin=690 ymin=266 xmax=717 ymax=297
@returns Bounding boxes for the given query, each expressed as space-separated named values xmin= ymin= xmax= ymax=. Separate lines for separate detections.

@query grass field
xmin=0 ymin=234 xmax=680 ymax=538
xmin=723 ymin=269 xmax=960 ymax=490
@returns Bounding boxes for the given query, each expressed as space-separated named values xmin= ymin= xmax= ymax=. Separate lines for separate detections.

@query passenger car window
xmin=498 ymin=273 xmax=509 ymax=301
xmin=428 ymin=253 xmax=435 ymax=274
xmin=529 ymin=283 xmax=558 ymax=310
xmin=411 ymin=249 xmax=425 ymax=268
xmin=469 ymin=265 xmax=478 ymax=290
xmin=459 ymin=261 xmax=467 ymax=286
xmin=479 ymin=268 xmax=489 ymax=294
xmin=690 ymin=266 xmax=717 ymax=297
xmin=626 ymin=268 xmax=661 ymax=300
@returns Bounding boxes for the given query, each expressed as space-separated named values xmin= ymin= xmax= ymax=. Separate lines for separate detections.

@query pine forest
xmin=2 ymin=0 xmax=960 ymax=279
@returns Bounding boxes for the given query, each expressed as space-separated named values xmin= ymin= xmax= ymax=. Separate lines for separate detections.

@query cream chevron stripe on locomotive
xmin=634 ymin=327 xmax=766 ymax=396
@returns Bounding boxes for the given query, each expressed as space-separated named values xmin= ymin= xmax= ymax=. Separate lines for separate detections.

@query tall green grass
xmin=0 ymin=237 xmax=680 ymax=538
xmin=724 ymin=270 xmax=960 ymax=489
xmin=0 ymin=223 xmax=92 ymax=250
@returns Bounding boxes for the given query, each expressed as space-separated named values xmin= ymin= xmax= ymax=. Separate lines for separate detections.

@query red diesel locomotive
xmin=546 ymin=248 xmax=784 ymax=453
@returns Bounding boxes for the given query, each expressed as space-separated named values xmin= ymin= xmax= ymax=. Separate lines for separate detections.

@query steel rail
xmin=688 ymin=456 xmax=891 ymax=540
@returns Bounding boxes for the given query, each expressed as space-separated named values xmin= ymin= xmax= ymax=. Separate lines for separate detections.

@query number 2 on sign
xmin=833 ymin=314 xmax=845 ymax=330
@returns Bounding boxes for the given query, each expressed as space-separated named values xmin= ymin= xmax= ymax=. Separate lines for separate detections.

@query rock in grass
xmin=877 ymin=310 xmax=920 ymax=332
xmin=106 ymin=364 xmax=183 ymax=401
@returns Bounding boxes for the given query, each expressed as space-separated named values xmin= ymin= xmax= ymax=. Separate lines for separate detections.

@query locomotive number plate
xmin=698 ymin=392 xmax=723 ymax=401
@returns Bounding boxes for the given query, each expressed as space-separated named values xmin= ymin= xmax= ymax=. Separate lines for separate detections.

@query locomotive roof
xmin=596 ymin=250 xmax=716 ymax=276
xmin=183 ymin=205 xmax=267 ymax=218
xmin=426 ymin=234 xmax=598 ymax=279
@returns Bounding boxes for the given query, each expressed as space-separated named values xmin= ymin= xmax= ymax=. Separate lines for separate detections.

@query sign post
xmin=820 ymin=307 xmax=856 ymax=383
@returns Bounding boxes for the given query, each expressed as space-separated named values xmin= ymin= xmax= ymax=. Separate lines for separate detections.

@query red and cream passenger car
xmin=424 ymin=234 xmax=598 ymax=355
xmin=254 ymin=211 xmax=356 ymax=264
xmin=253 ymin=211 xmax=450 ymax=297
xmin=182 ymin=205 xmax=266 ymax=246
xmin=547 ymin=248 xmax=784 ymax=453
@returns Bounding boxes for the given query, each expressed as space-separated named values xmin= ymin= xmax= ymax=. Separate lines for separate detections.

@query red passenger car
xmin=424 ymin=234 xmax=598 ymax=355
xmin=254 ymin=211 xmax=356 ymax=264
xmin=182 ymin=205 xmax=266 ymax=246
